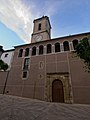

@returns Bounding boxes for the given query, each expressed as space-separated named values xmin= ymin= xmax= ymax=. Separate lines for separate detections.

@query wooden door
xmin=52 ymin=80 xmax=64 ymax=102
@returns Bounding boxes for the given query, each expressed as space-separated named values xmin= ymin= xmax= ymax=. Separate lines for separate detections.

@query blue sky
xmin=0 ymin=0 xmax=90 ymax=50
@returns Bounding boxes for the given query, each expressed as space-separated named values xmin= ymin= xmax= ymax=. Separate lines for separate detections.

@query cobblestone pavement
xmin=0 ymin=95 xmax=90 ymax=120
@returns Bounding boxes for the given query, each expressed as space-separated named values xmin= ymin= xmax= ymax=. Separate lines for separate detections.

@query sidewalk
xmin=0 ymin=94 xmax=90 ymax=120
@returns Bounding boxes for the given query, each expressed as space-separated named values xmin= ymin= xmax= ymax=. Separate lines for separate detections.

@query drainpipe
xmin=3 ymin=70 xmax=9 ymax=94
xmin=33 ymin=80 xmax=36 ymax=99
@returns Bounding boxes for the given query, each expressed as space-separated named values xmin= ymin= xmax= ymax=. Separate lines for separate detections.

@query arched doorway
xmin=52 ymin=79 xmax=64 ymax=103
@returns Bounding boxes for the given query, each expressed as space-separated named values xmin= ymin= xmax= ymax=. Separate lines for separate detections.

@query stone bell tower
xmin=31 ymin=16 xmax=51 ymax=43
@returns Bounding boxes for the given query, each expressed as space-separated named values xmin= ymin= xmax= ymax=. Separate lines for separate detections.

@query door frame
xmin=44 ymin=72 xmax=73 ymax=103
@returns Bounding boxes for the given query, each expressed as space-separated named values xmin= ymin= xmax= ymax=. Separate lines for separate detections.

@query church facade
xmin=0 ymin=16 xmax=90 ymax=104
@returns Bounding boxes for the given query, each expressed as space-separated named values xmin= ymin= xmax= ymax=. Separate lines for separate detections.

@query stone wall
xmin=0 ymin=71 xmax=8 ymax=94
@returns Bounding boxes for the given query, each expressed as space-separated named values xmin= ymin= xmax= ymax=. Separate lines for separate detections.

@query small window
xmin=55 ymin=43 xmax=60 ymax=52
xmin=39 ymin=45 xmax=43 ymax=55
xmin=38 ymin=23 xmax=41 ymax=30
xmin=32 ymin=47 xmax=36 ymax=56
xmin=23 ymin=58 xmax=30 ymax=70
xmin=63 ymin=41 xmax=70 ymax=51
xmin=39 ymin=74 xmax=43 ymax=79
xmin=18 ymin=49 xmax=23 ymax=57
xmin=22 ymin=71 xmax=27 ymax=78
xmin=25 ymin=48 xmax=29 ymax=57
xmin=6 ymin=91 xmax=9 ymax=93
xmin=47 ymin=44 xmax=52 ymax=54
xmin=5 ymin=53 xmax=8 ymax=57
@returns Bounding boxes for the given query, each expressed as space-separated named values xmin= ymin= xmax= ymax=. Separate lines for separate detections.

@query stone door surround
xmin=45 ymin=72 xmax=73 ymax=103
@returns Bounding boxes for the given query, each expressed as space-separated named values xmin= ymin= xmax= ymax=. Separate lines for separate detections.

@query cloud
xmin=0 ymin=0 xmax=63 ymax=43
xmin=0 ymin=0 xmax=34 ymax=43
xmin=0 ymin=0 xmax=75 ymax=43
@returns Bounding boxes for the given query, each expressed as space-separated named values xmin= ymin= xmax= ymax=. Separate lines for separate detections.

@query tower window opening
xmin=38 ymin=23 xmax=41 ymax=30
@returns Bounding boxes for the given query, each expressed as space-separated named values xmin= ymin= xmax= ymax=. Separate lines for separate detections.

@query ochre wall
xmin=1 ymin=33 xmax=90 ymax=104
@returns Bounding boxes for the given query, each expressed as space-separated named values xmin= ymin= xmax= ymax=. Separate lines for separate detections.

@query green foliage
xmin=75 ymin=37 xmax=90 ymax=71
xmin=0 ymin=59 xmax=9 ymax=71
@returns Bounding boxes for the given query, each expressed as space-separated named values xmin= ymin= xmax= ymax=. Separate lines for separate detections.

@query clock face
xmin=35 ymin=35 xmax=43 ymax=41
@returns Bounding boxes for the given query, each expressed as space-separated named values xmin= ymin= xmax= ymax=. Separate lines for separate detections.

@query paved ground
xmin=0 ymin=95 xmax=90 ymax=120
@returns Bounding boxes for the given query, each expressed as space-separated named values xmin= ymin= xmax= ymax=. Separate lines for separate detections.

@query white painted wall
xmin=1 ymin=50 xmax=14 ymax=70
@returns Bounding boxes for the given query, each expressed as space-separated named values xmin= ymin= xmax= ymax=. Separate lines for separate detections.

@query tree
xmin=75 ymin=37 xmax=90 ymax=71
xmin=0 ymin=59 xmax=8 ymax=71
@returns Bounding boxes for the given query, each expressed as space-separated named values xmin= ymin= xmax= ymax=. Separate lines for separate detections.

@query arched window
xmin=63 ymin=41 xmax=70 ymax=51
xmin=82 ymin=37 xmax=88 ymax=40
xmin=47 ymin=44 xmax=52 ymax=54
xmin=55 ymin=43 xmax=60 ymax=52
xmin=18 ymin=49 xmax=23 ymax=57
xmin=72 ymin=39 xmax=78 ymax=50
xmin=32 ymin=47 xmax=36 ymax=56
xmin=25 ymin=48 xmax=29 ymax=56
xmin=38 ymin=23 xmax=41 ymax=30
xmin=39 ymin=45 xmax=43 ymax=55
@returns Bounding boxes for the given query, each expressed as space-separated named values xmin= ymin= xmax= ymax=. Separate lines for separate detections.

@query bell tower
xmin=31 ymin=16 xmax=51 ymax=43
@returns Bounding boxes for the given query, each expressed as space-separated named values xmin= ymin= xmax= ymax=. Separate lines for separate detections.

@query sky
xmin=0 ymin=0 xmax=90 ymax=50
